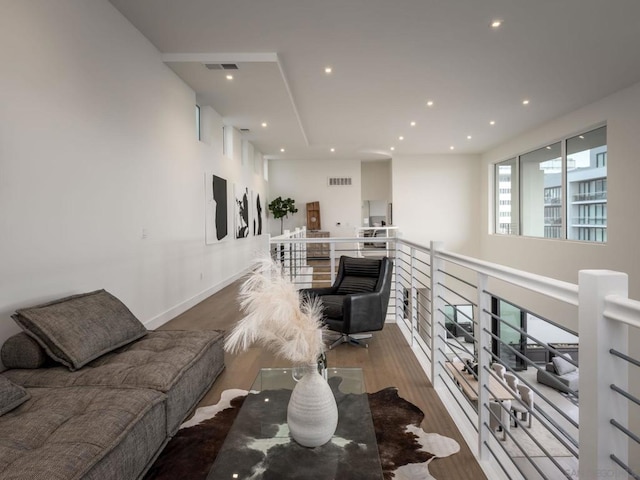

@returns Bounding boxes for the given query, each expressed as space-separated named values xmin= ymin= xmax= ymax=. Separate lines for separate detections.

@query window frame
xmin=493 ymin=124 xmax=607 ymax=243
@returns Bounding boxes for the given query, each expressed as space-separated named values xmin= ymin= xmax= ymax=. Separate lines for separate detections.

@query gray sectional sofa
xmin=536 ymin=353 xmax=579 ymax=394
xmin=0 ymin=289 xmax=225 ymax=480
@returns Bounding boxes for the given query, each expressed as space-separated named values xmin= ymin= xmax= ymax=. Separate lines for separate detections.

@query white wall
xmin=391 ymin=154 xmax=481 ymax=255
xmin=361 ymin=160 xmax=392 ymax=201
xmin=480 ymin=80 xmax=640 ymax=300
xmin=0 ymin=0 xmax=267 ymax=363
xmin=267 ymin=158 xmax=362 ymax=236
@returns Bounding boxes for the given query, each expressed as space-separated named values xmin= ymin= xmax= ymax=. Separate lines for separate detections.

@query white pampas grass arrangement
xmin=224 ymin=257 xmax=326 ymax=365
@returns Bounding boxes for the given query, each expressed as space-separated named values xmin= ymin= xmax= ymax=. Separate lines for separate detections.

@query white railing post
xmin=301 ymin=227 xmax=307 ymax=265
xmin=294 ymin=228 xmax=301 ymax=276
xmin=410 ymin=247 xmax=417 ymax=346
xmin=395 ymin=239 xmax=403 ymax=324
xmin=329 ymin=242 xmax=336 ymax=285
xmin=430 ymin=241 xmax=445 ymax=387
xmin=476 ymin=271 xmax=491 ymax=461
xmin=579 ymin=270 xmax=629 ymax=480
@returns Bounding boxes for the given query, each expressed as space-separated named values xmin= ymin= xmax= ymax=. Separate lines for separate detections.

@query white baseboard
xmin=144 ymin=268 xmax=250 ymax=330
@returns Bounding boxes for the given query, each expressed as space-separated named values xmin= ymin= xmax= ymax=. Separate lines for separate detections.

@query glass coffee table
xmin=207 ymin=367 xmax=383 ymax=479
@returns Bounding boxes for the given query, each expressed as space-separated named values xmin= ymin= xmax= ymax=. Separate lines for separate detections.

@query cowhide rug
xmin=145 ymin=387 xmax=459 ymax=480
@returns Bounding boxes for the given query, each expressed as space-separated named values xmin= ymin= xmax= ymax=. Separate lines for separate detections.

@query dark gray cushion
xmin=1 ymin=332 xmax=49 ymax=369
xmin=13 ymin=290 xmax=147 ymax=371
xmin=3 ymin=330 xmax=226 ymax=435
xmin=0 ymin=385 xmax=166 ymax=480
xmin=342 ymin=257 xmax=381 ymax=277
xmin=0 ymin=376 xmax=30 ymax=416
xmin=336 ymin=276 xmax=378 ymax=295
xmin=552 ymin=354 xmax=577 ymax=375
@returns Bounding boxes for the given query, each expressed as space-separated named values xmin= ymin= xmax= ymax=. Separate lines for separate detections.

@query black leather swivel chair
xmin=301 ymin=255 xmax=393 ymax=348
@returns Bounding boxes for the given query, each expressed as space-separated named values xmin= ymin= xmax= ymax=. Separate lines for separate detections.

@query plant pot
xmin=287 ymin=364 xmax=338 ymax=447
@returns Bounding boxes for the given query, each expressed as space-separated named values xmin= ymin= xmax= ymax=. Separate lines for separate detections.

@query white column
xmin=579 ymin=270 xmax=629 ymax=480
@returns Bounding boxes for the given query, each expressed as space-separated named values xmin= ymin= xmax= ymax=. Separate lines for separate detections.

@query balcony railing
xmin=268 ymin=231 xmax=639 ymax=480
xmin=572 ymin=191 xmax=607 ymax=202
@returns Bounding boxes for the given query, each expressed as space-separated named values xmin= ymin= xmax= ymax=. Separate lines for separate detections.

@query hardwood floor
xmin=160 ymin=280 xmax=488 ymax=480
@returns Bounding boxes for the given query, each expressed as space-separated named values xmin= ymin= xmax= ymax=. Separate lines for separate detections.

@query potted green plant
xmin=268 ymin=196 xmax=298 ymax=234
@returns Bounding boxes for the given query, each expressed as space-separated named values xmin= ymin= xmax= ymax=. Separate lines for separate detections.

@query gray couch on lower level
xmin=536 ymin=354 xmax=579 ymax=394
xmin=0 ymin=289 xmax=225 ymax=480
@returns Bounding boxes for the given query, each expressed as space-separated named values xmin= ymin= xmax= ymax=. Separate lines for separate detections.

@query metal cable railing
xmin=269 ymin=232 xmax=640 ymax=480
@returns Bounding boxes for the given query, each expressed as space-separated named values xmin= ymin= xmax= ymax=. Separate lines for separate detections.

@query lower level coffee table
xmin=207 ymin=367 xmax=383 ymax=479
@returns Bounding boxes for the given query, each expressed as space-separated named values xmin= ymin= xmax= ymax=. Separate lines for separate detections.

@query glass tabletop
xmin=250 ymin=367 xmax=366 ymax=394
xmin=207 ymin=367 xmax=383 ymax=480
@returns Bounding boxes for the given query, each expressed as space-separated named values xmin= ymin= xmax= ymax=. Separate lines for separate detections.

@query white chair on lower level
xmin=489 ymin=399 xmax=511 ymax=441
xmin=503 ymin=372 xmax=519 ymax=393
xmin=503 ymin=372 xmax=522 ymax=426
xmin=513 ymin=384 xmax=534 ymax=428
xmin=491 ymin=362 xmax=506 ymax=381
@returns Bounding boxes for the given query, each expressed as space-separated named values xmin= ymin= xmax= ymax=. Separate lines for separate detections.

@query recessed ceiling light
xmin=261 ymin=122 xmax=267 ymax=128
xmin=398 ymin=136 xmax=404 ymax=141
xmin=410 ymin=121 xmax=416 ymax=127
xmin=324 ymin=66 xmax=332 ymax=74
xmin=390 ymin=146 xmax=395 ymax=151
xmin=491 ymin=19 xmax=503 ymax=28
xmin=427 ymin=100 xmax=434 ymax=107
xmin=450 ymin=146 xmax=455 ymax=150
xmin=280 ymin=148 xmax=285 ymax=152
xmin=467 ymin=135 xmax=472 ymax=140
xmin=330 ymin=148 xmax=335 ymax=153
xmin=522 ymin=99 xmax=530 ymax=105
xmin=546 ymin=146 xmax=552 ymax=150
xmin=226 ymin=74 xmax=233 ymax=80
xmin=579 ymin=135 xmax=585 ymax=139
xmin=490 ymin=120 xmax=496 ymax=125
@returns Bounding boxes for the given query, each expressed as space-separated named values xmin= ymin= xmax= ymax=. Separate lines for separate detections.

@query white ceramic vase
xmin=287 ymin=363 xmax=338 ymax=447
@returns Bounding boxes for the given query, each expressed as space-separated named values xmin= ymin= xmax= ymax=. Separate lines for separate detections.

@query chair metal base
xmin=328 ymin=333 xmax=372 ymax=349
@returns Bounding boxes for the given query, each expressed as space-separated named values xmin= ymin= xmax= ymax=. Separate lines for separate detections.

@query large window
xmin=521 ymin=142 xmax=561 ymax=238
xmin=566 ymin=126 xmax=607 ymax=241
xmin=494 ymin=125 xmax=607 ymax=243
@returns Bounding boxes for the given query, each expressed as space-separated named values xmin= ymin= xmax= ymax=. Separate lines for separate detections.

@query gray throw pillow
xmin=1 ymin=332 xmax=49 ymax=369
xmin=552 ymin=354 xmax=577 ymax=375
xmin=0 ymin=376 xmax=30 ymax=416
xmin=13 ymin=289 xmax=147 ymax=371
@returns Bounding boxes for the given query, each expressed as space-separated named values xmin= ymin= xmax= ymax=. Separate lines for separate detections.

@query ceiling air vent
xmin=327 ymin=177 xmax=353 ymax=187
xmin=204 ymin=63 xmax=239 ymax=70
xmin=240 ymin=128 xmax=250 ymax=133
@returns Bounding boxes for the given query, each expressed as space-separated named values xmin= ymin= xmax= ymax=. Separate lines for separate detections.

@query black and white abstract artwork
xmin=205 ymin=173 xmax=228 ymax=244
xmin=234 ymin=184 xmax=250 ymax=239
xmin=253 ymin=192 xmax=263 ymax=235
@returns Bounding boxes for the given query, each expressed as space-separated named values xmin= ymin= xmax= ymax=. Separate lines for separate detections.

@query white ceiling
xmin=108 ymin=0 xmax=640 ymax=160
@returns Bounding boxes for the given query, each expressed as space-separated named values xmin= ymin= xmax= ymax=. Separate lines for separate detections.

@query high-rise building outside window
xmin=566 ymin=126 xmax=607 ymax=241
xmin=494 ymin=125 xmax=607 ymax=243
xmin=495 ymin=157 xmax=518 ymax=235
